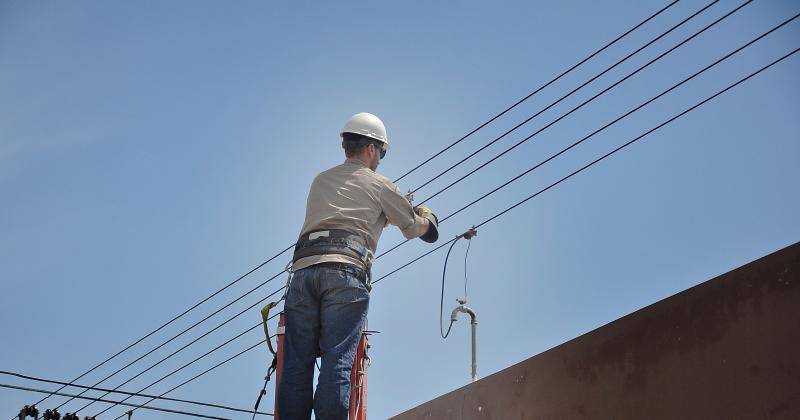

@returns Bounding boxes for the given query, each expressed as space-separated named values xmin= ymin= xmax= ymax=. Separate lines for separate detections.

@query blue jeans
xmin=277 ymin=263 xmax=370 ymax=420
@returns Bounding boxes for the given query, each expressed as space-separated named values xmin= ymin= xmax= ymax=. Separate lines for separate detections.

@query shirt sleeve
xmin=380 ymin=181 xmax=428 ymax=240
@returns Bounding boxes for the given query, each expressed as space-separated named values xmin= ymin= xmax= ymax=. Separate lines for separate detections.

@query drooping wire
xmin=107 ymin=41 xmax=800 ymax=419
xmin=0 ymin=382 xmax=262 ymax=420
xmin=439 ymin=238 xmax=462 ymax=339
xmin=464 ymin=238 xmax=472 ymax=301
xmin=393 ymin=0 xmax=680 ymax=183
xmin=30 ymin=4 xmax=681 ymax=412
xmin=0 ymin=370 xmax=271 ymax=417
xmin=416 ymin=0 xmax=752 ymax=207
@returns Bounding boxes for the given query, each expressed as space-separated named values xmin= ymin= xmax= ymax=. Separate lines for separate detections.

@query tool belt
xmin=293 ymin=229 xmax=374 ymax=290
xmin=293 ymin=229 xmax=374 ymax=283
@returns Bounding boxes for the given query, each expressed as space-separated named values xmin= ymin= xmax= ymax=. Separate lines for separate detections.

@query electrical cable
xmin=411 ymin=0 xmax=719 ymax=197
xmin=441 ymin=11 xmax=800 ymax=225
xmin=85 ymin=13 xmax=798 ymax=417
xmin=415 ymin=0 xmax=753 ymax=207
xmin=28 ymin=5 xmax=789 ymax=417
xmin=0 ymin=370 xmax=271 ymax=417
xmin=464 ymin=238 xmax=472 ymax=300
xmin=22 ymin=242 xmax=293 ymax=414
xmin=66 ymin=287 xmax=286 ymax=414
xmin=371 ymin=0 xmax=768 ymax=262
xmin=471 ymin=46 xmax=800 ymax=231
xmin=392 ymin=0 xmax=680 ymax=183
xmin=0 ymin=382 xmax=265 ymax=420
xmin=114 ymin=339 xmax=270 ymax=420
xmin=104 ymin=30 xmax=799 ymax=420
xmin=439 ymin=239 xmax=461 ymax=339
xmin=53 ymin=270 xmax=286 ymax=410
xmin=376 ymin=46 xmax=798 ymax=285
xmin=98 ymin=316 xmax=278 ymax=419
xmin=30 ymin=4 xmax=681 ymax=412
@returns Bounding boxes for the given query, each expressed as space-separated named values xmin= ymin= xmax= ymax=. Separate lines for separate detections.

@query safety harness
xmin=255 ymin=229 xmax=372 ymax=415
xmin=293 ymin=229 xmax=374 ymax=290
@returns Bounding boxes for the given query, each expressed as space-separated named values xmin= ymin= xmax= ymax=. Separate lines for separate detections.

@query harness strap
xmin=293 ymin=229 xmax=373 ymax=268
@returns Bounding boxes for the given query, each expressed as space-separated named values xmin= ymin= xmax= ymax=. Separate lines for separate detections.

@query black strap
xmin=293 ymin=229 xmax=371 ymax=265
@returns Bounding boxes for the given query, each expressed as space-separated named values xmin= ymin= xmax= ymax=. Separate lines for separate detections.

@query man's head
xmin=341 ymin=112 xmax=390 ymax=171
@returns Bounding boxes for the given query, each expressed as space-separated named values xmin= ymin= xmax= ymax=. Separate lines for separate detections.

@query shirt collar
xmin=345 ymin=157 xmax=368 ymax=167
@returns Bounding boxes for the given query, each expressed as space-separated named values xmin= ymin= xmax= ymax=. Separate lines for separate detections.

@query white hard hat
xmin=341 ymin=112 xmax=391 ymax=150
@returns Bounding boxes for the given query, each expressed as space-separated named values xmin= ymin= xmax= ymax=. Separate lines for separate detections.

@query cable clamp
xmin=461 ymin=226 xmax=478 ymax=240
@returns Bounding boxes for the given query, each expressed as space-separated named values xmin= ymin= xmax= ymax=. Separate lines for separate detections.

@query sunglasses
xmin=372 ymin=143 xmax=386 ymax=159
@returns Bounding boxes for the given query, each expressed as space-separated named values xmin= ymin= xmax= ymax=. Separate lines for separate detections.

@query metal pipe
xmin=450 ymin=303 xmax=478 ymax=382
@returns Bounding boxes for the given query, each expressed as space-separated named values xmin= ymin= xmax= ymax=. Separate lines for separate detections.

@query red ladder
xmin=274 ymin=313 xmax=369 ymax=420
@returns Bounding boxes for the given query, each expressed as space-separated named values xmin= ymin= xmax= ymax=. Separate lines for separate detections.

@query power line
xmin=0 ymin=370 xmax=271 ymax=417
xmin=410 ymin=0 xmax=719 ymax=196
xmin=31 ymin=4 xmax=681 ymax=411
xmin=53 ymin=271 xmax=287 ymax=411
xmin=376 ymin=49 xmax=799 ymax=282
xmin=23 ymin=243 xmax=293 ymax=414
xmin=94 ymin=313 xmax=277 ymax=418
xmin=471 ymin=48 xmax=800 ymax=230
xmin=372 ymin=0 xmax=755 ymax=262
xmin=0 ymin=382 xmax=266 ymax=420
xmin=111 ymin=338 xmax=269 ymax=420
xmin=442 ymin=11 xmax=800 ymax=225
xmin=416 ymin=0 xmax=752 ymax=206
xmin=107 ymin=19 xmax=799 ymax=420
xmin=64 ymin=286 xmax=285 ymax=414
xmin=392 ymin=0 xmax=680 ymax=183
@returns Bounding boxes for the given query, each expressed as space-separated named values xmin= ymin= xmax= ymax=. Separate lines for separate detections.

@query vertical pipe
xmin=471 ymin=318 xmax=478 ymax=382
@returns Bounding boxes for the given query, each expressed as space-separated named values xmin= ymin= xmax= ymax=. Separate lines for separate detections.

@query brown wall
xmin=391 ymin=242 xmax=800 ymax=420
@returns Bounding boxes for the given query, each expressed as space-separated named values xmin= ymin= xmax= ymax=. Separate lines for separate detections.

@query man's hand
xmin=415 ymin=206 xmax=439 ymax=243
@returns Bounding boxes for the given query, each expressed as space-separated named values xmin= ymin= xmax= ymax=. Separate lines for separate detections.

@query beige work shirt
xmin=292 ymin=158 xmax=428 ymax=271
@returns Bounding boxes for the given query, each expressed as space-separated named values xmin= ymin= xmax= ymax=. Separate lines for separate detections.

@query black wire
xmin=439 ymin=238 xmax=462 ymax=339
xmin=442 ymin=11 xmax=800 ymax=225
xmin=114 ymin=335 xmax=275 ymax=420
xmin=473 ymin=46 xmax=800 ymax=230
xmin=412 ymin=0 xmax=718 ymax=198
xmin=416 ymin=0 xmax=751 ymax=207
xmin=55 ymin=271 xmax=287 ymax=410
xmin=392 ymin=0 xmax=680 ymax=184
xmin=97 ymin=38 xmax=800 ymax=420
xmin=376 ymin=47 xmax=798 ymax=287
xmin=26 ymin=243 xmax=293 ymax=413
xmin=33 ymin=4 xmax=788 ymax=416
xmin=0 ymin=383 xmax=258 ymax=420
xmin=464 ymin=239 xmax=472 ymax=300
xmin=0 ymin=371 xmax=271 ymax=417
xmin=372 ymin=0 xmax=761 ymax=264
xmin=99 ymin=310 xmax=282 ymax=418
xmin=91 ymin=11 xmax=799 ymax=417
xmin=68 ymin=285 xmax=286 ymax=414
xmin=32 ymin=4 xmax=681 ymax=411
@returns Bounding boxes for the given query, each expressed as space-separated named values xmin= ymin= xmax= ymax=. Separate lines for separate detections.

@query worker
xmin=277 ymin=112 xmax=439 ymax=419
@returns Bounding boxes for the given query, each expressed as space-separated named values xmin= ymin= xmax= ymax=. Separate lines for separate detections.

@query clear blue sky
xmin=1 ymin=1 xmax=798 ymax=419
